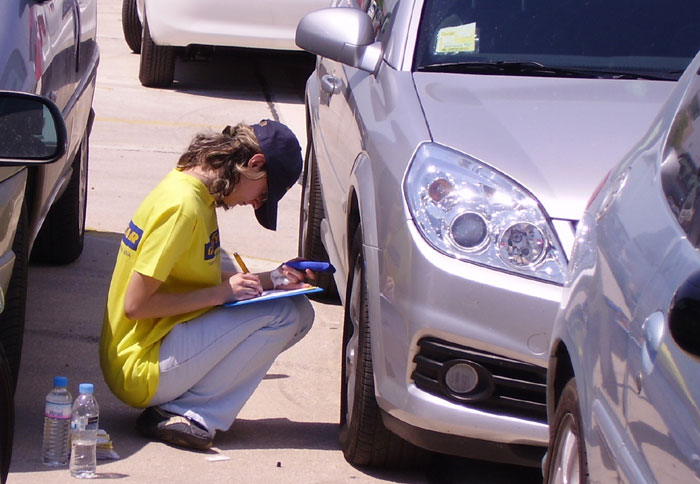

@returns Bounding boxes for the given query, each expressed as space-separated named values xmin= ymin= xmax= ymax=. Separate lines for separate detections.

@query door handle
xmin=634 ymin=311 xmax=664 ymax=394
xmin=641 ymin=311 xmax=664 ymax=368
xmin=320 ymin=74 xmax=342 ymax=95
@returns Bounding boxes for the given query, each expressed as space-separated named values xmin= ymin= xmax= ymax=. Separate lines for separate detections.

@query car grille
xmin=411 ymin=337 xmax=547 ymax=423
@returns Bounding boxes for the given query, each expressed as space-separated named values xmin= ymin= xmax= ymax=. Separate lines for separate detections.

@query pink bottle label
xmin=45 ymin=402 xmax=71 ymax=420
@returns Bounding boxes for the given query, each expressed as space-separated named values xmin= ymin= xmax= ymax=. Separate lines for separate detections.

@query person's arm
xmin=124 ymin=270 xmax=264 ymax=320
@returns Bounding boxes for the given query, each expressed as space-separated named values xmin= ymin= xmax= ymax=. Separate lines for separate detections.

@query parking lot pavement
xmin=5 ymin=1 xmax=543 ymax=482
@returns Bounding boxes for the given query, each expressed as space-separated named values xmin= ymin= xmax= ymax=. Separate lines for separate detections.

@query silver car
xmin=296 ymin=0 xmax=700 ymax=468
xmin=544 ymin=49 xmax=700 ymax=483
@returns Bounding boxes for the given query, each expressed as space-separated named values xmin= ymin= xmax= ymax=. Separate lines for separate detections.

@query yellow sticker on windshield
xmin=436 ymin=22 xmax=477 ymax=54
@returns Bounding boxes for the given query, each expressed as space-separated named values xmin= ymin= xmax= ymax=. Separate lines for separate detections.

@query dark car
xmin=0 ymin=0 xmax=99 ymax=481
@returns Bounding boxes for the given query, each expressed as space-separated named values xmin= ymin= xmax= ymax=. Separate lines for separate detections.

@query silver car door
xmin=625 ymin=75 xmax=700 ymax=483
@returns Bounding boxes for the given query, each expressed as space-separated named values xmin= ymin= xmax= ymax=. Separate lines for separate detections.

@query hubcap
xmin=299 ymin=158 xmax=312 ymax=254
xmin=551 ymin=413 xmax=580 ymax=484
xmin=343 ymin=258 xmax=362 ymax=424
xmin=78 ymin=139 xmax=88 ymax=236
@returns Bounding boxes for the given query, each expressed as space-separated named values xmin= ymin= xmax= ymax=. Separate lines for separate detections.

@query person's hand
xmin=270 ymin=261 xmax=316 ymax=290
xmin=225 ymin=272 xmax=263 ymax=301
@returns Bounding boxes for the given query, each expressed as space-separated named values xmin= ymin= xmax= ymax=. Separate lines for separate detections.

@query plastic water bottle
xmin=42 ymin=376 xmax=73 ymax=466
xmin=69 ymin=383 xmax=99 ymax=478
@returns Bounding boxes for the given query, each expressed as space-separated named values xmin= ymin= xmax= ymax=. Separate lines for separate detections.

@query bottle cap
xmin=53 ymin=376 xmax=68 ymax=387
xmin=79 ymin=383 xmax=94 ymax=394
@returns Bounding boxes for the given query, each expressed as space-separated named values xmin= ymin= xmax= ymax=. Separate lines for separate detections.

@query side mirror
xmin=0 ymin=91 xmax=67 ymax=165
xmin=669 ymin=270 xmax=700 ymax=357
xmin=295 ymin=7 xmax=382 ymax=73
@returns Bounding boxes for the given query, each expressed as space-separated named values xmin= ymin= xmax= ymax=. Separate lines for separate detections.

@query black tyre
xmin=544 ymin=378 xmax=589 ymax=484
xmin=31 ymin=133 xmax=88 ymax=264
xmin=339 ymin=228 xmax=420 ymax=467
xmin=139 ymin=15 xmax=175 ymax=88
xmin=298 ymin=141 xmax=337 ymax=299
xmin=121 ymin=0 xmax=142 ymax=53
xmin=0 ymin=346 xmax=14 ymax=484
xmin=0 ymin=204 xmax=28 ymax=390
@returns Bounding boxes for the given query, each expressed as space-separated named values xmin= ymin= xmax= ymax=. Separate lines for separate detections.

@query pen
xmin=233 ymin=252 xmax=250 ymax=273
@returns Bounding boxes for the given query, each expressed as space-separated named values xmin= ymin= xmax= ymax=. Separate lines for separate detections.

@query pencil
xmin=233 ymin=252 xmax=250 ymax=273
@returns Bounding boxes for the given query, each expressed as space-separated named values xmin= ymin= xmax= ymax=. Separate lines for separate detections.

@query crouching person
xmin=99 ymin=120 xmax=315 ymax=450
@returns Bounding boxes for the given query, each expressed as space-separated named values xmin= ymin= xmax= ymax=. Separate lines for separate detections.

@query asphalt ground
xmin=6 ymin=1 xmax=543 ymax=482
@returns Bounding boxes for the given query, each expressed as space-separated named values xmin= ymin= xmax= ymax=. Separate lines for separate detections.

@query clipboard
xmin=223 ymin=286 xmax=323 ymax=307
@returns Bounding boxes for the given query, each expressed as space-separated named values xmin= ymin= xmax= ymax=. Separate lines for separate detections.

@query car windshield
xmin=414 ymin=0 xmax=700 ymax=80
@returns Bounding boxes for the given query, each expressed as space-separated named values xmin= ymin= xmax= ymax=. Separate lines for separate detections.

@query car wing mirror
xmin=0 ymin=91 xmax=67 ymax=166
xmin=296 ymin=7 xmax=382 ymax=74
xmin=669 ymin=270 xmax=700 ymax=358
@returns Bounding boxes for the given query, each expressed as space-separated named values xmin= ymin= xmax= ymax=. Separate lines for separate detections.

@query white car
xmin=121 ymin=0 xmax=329 ymax=87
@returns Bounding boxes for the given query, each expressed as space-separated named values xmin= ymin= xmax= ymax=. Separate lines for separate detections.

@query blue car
xmin=544 ymin=50 xmax=700 ymax=483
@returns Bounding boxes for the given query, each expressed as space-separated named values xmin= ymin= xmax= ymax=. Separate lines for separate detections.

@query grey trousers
xmin=149 ymin=295 xmax=314 ymax=436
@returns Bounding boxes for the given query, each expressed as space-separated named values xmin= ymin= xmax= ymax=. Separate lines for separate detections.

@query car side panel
xmin=581 ymin=152 xmax=667 ymax=482
xmin=625 ymin=239 xmax=700 ymax=483
xmin=310 ymin=56 xmax=353 ymax=280
xmin=145 ymin=0 xmax=329 ymax=50
xmin=562 ymin=138 xmax=696 ymax=481
xmin=28 ymin=0 xmax=98 ymax=245
xmin=623 ymin=81 xmax=700 ymax=482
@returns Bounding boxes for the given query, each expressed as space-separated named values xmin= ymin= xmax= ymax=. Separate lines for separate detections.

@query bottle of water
xmin=42 ymin=376 xmax=72 ymax=466
xmin=69 ymin=383 xmax=99 ymax=478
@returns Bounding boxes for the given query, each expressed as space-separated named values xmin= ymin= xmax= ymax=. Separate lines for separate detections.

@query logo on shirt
xmin=204 ymin=229 xmax=220 ymax=261
xmin=122 ymin=220 xmax=143 ymax=251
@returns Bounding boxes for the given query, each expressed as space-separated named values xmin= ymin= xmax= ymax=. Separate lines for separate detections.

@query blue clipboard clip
xmin=285 ymin=260 xmax=336 ymax=273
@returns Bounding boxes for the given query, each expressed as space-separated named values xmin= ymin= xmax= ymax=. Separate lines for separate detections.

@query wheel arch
xmin=347 ymin=152 xmax=379 ymax=257
xmin=547 ymin=338 xmax=575 ymax=425
xmin=347 ymin=152 xmax=389 ymax=401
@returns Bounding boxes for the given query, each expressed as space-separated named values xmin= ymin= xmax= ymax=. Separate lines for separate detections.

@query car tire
xmin=0 ymin=346 xmax=14 ymax=484
xmin=139 ymin=15 xmax=175 ymax=88
xmin=31 ymin=133 xmax=88 ymax=264
xmin=339 ymin=228 xmax=420 ymax=467
xmin=0 ymin=204 xmax=28 ymax=391
xmin=298 ymin=141 xmax=338 ymax=299
xmin=544 ymin=378 xmax=589 ymax=484
xmin=121 ymin=0 xmax=142 ymax=54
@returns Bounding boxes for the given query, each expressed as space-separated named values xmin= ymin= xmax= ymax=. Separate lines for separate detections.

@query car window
xmin=414 ymin=0 xmax=700 ymax=80
xmin=661 ymin=80 xmax=700 ymax=246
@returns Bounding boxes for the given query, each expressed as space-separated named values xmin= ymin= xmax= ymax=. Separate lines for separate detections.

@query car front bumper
xmin=368 ymin=221 xmax=560 ymax=453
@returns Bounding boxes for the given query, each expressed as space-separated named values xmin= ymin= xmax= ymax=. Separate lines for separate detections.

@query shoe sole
xmin=155 ymin=427 xmax=213 ymax=451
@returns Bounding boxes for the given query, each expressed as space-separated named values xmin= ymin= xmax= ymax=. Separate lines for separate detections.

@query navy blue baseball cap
xmin=252 ymin=119 xmax=303 ymax=231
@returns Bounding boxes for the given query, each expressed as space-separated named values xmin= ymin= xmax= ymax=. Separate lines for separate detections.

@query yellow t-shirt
xmin=99 ymin=169 xmax=222 ymax=407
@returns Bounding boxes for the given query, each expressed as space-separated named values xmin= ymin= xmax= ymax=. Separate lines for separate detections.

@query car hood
xmin=413 ymin=73 xmax=674 ymax=220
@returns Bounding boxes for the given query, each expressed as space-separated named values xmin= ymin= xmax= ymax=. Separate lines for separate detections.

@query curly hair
xmin=176 ymin=123 xmax=265 ymax=208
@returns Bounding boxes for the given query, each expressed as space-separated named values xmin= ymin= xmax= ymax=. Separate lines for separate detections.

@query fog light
xmin=444 ymin=362 xmax=479 ymax=394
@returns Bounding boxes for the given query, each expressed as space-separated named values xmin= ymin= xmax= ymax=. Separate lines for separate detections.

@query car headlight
xmin=404 ymin=143 xmax=566 ymax=284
